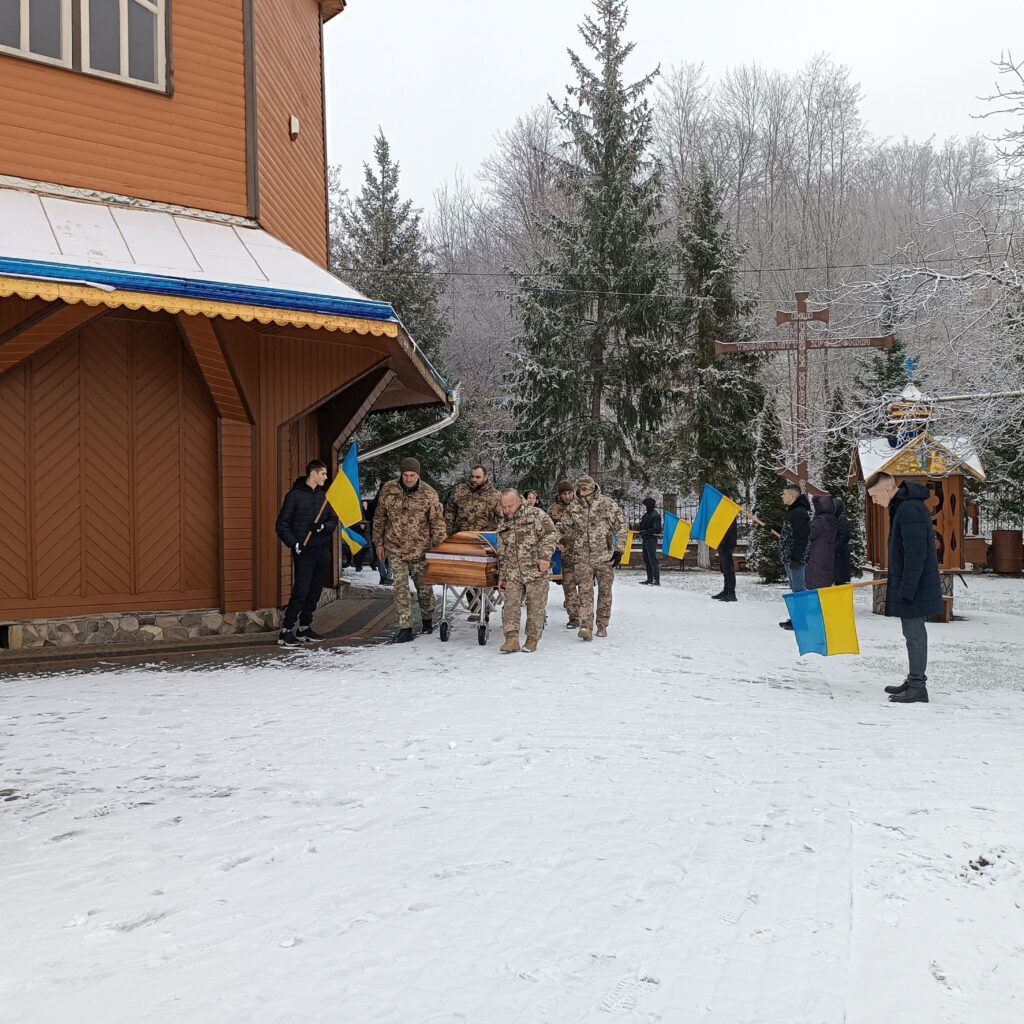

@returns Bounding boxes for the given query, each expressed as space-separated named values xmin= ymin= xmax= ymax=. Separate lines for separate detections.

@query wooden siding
xmin=254 ymin=0 xmax=329 ymax=264
xmin=0 ymin=1 xmax=248 ymax=215
xmin=0 ymin=316 xmax=220 ymax=617
xmin=219 ymin=418 xmax=255 ymax=611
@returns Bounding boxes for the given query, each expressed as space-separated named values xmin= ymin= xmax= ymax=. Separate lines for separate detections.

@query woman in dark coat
xmin=833 ymin=498 xmax=852 ymax=585
xmin=805 ymin=494 xmax=838 ymax=589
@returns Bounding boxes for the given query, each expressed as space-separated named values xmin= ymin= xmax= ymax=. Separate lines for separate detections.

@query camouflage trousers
xmin=389 ymin=555 xmax=435 ymax=629
xmin=502 ymin=579 xmax=549 ymax=643
xmin=575 ymin=560 xmax=615 ymax=631
xmin=560 ymin=560 xmax=581 ymax=623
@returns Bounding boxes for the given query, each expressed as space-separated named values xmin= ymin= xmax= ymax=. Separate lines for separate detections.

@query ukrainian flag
xmin=340 ymin=525 xmax=367 ymax=554
xmin=783 ymin=585 xmax=860 ymax=657
xmin=661 ymin=512 xmax=691 ymax=560
xmin=690 ymin=485 xmax=742 ymax=549
xmin=325 ymin=442 xmax=363 ymax=526
xmin=620 ymin=530 xmax=635 ymax=566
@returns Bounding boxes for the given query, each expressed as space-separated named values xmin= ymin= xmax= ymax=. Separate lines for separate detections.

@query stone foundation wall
xmin=3 ymin=586 xmax=345 ymax=651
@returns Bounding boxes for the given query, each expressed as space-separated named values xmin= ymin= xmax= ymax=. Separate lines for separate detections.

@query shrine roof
xmin=856 ymin=435 xmax=986 ymax=482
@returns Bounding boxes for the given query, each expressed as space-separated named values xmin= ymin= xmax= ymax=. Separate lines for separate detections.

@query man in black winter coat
xmin=712 ymin=518 xmax=739 ymax=601
xmin=778 ymin=484 xmax=811 ymax=629
xmin=275 ymin=459 xmax=339 ymax=646
xmin=833 ymin=498 xmax=852 ymax=585
xmin=637 ymin=497 xmax=661 ymax=586
xmin=867 ymin=472 xmax=943 ymax=703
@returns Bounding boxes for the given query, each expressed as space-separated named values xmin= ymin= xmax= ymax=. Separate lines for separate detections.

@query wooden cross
xmin=715 ymin=290 xmax=893 ymax=489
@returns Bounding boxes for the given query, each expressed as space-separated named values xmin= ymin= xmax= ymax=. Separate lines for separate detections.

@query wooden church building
xmin=0 ymin=0 xmax=453 ymax=649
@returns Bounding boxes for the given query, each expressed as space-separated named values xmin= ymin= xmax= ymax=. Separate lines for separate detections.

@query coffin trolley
xmin=422 ymin=531 xmax=503 ymax=645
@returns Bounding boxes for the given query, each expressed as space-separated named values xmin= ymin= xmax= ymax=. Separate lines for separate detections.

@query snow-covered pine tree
xmin=855 ymin=287 xmax=911 ymax=424
xmin=503 ymin=0 xmax=677 ymax=489
xmin=747 ymin=399 xmax=787 ymax=583
xmin=669 ymin=163 xmax=764 ymax=497
xmin=820 ymin=386 xmax=865 ymax=576
xmin=332 ymin=131 xmax=470 ymax=492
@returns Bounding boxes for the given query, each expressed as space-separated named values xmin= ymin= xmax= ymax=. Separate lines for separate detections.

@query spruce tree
xmin=332 ymin=131 xmax=470 ymax=492
xmin=820 ymin=386 xmax=866 ymax=575
xmin=748 ymin=399 xmax=787 ymax=583
xmin=666 ymin=164 xmax=764 ymax=497
xmin=503 ymin=0 xmax=676 ymax=489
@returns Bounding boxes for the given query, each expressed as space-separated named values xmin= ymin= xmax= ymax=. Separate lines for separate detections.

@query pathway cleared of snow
xmin=2 ymin=572 xmax=1022 ymax=1023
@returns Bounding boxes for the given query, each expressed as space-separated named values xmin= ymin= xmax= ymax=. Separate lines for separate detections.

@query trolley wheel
xmin=477 ymin=623 xmax=488 ymax=646
xmin=440 ymin=621 xmax=450 ymax=643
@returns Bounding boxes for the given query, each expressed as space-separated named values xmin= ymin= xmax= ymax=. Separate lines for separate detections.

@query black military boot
xmin=884 ymin=678 xmax=910 ymax=695
xmin=711 ymin=590 xmax=726 ymax=600
xmin=421 ymin=618 xmax=433 ymax=635
xmin=393 ymin=628 xmax=415 ymax=643
xmin=889 ymin=687 xmax=929 ymax=704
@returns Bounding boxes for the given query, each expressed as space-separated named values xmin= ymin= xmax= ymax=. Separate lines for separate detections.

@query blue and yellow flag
xmin=340 ymin=525 xmax=367 ymax=554
xmin=620 ymin=530 xmax=635 ymax=566
xmin=661 ymin=512 xmax=691 ymax=560
xmin=325 ymin=443 xmax=363 ymax=527
xmin=550 ymin=547 xmax=563 ymax=580
xmin=783 ymin=585 xmax=860 ymax=657
xmin=691 ymin=485 xmax=742 ymax=549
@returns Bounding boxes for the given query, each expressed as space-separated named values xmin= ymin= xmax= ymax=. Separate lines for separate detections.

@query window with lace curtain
xmin=0 ymin=0 xmax=167 ymax=90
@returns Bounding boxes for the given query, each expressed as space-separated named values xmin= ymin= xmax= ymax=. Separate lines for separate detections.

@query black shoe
xmin=779 ymin=619 xmax=794 ymax=630
xmin=296 ymin=626 xmax=326 ymax=643
xmin=379 ymin=577 xmax=394 ymax=587
xmin=639 ymin=579 xmax=652 ymax=585
xmin=421 ymin=618 xmax=433 ymax=635
xmin=884 ymin=680 xmax=910 ymax=695
xmin=889 ymin=689 xmax=929 ymax=704
xmin=711 ymin=591 xmax=726 ymax=600
xmin=566 ymin=620 xmax=580 ymax=630
xmin=278 ymin=630 xmax=302 ymax=648
xmin=651 ymin=580 xmax=660 ymax=586
xmin=393 ymin=627 xmax=415 ymax=643
xmin=720 ymin=593 xmax=737 ymax=603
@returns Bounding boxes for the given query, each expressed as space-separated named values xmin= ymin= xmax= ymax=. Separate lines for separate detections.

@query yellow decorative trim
xmin=0 ymin=276 xmax=399 ymax=338
xmin=877 ymin=433 xmax=986 ymax=482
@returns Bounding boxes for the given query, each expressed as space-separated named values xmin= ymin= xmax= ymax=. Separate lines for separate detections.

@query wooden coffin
xmin=422 ymin=531 xmax=500 ymax=587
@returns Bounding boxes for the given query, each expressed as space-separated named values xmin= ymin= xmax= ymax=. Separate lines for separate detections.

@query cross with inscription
xmin=715 ymin=290 xmax=893 ymax=488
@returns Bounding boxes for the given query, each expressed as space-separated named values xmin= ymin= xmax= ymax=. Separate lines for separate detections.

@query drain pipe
xmin=357 ymin=383 xmax=463 ymax=463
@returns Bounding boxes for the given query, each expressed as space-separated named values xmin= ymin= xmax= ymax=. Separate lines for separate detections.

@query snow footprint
xmin=719 ymin=893 xmax=759 ymax=925
xmin=598 ymin=973 xmax=659 ymax=1014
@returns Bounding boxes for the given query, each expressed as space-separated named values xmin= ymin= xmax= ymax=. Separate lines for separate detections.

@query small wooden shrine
xmin=852 ymin=384 xmax=986 ymax=621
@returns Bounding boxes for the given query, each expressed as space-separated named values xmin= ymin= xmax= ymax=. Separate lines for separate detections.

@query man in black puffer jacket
xmin=275 ymin=459 xmax=339 ymax=646
xmin=866 ymin=472 xmax=943 ymax=704
xmin=778 ymin=483 xmax=811 ymax=629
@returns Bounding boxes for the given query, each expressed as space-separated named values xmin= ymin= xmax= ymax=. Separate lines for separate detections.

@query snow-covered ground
xmin=2 ymin=572 xmax=1023 ymax=1024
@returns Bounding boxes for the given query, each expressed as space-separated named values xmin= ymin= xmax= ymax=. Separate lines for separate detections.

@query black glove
xmin=294 ymin=542 xmax=303 ymax=556
xmin=611 ymin=551 xmax=622 ymax=567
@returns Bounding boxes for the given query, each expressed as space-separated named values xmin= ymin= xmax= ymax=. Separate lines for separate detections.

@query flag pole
xmin=302 ymin=498 xmax=330 ymax=548
xmin=740 ymin=506 xmax=781 ymax=538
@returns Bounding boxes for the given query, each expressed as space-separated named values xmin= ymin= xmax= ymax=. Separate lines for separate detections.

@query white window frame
xmin=80 ymin=0 xmax=165 ymax=91
xmin=0 ymin=0 xmax=73 ymax=69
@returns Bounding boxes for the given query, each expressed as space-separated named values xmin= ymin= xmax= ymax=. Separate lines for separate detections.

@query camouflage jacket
xmin=373 ymin=479 xmax=447 ymax=561
xmin=444 ymin=480 xmax=502 ymax=533
xmin=558 ymin=484 xmax=629 ymax=565
xmin=546 ymin=498 xmax=575 ymax=560
xmin=496 ymin=505 xmax=558 ymax=584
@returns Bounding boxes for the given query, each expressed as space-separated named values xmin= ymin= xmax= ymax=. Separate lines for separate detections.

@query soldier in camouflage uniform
xmin=496 ymin=489 xmax=558 ymax=653
xmin=373 ymin=457 xmax=447 ymax=642
xmin=557 ymin=475 xmax=628 ymax=641
xmin=445 ymin=465 xmax=502 ymax=621
xmin=547 ymin=479 xmax=580 ymax=628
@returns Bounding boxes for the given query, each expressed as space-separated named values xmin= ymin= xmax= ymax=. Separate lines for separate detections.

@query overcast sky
xmin=323 ymin=0 xmax=1018 ymax=211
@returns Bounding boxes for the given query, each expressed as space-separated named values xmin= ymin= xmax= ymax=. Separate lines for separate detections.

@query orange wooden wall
xmin=254 ymin=0 xmax=330 ymax=264
xmin=0 ymin=315 xmax=220 ymax=617
xmin=0 ymin=1 xmax=249 ymax=216
xmin=0 ymin=0 xmax=331 ymax=263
